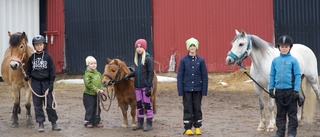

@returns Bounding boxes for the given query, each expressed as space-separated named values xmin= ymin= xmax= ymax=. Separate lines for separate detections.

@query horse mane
xmin=109 ymin=58 xmax=131 ymax=77
xmin=250 ymin=35 xmax=273 ymax=49
xmin=9 ymin=32 xmax=28 ymax=47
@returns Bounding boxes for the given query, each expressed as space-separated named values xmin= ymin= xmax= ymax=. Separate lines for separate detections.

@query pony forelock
xmin=9 ymin=33 xmax=28 ymax=47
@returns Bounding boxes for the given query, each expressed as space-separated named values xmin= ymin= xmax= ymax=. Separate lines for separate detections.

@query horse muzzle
xmin=226 ymin=56 xmax=236 ymax=66
xmin=102 ymin=80 xmax=115 ymax=87
xmin=10 ymin=61 xmax=20 ymax=70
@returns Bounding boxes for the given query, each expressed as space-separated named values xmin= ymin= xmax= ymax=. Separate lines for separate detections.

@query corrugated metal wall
xmin=46 ymin=0 xmax=65 ymax=73
xmin=274 ymin=0 xmax=320 ymax=74
xmin=64 ymin=0 xmax=153 ymax=74
xmin=153 ymin=0 xmax=274 ymax=72
xmin=0 ymin=0 xmax=40 ymax=77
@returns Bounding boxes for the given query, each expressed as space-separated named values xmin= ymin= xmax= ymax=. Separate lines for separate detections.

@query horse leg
xmin=25 ymin=88 xmax=33 ymax=127
xmin=11 ymin=86 xmax=20 ymax=127
xmin=256 ymin=89 xmax=266 ymax=132
xmin=267 ymin=97 xmax=276 ymax=131
xmin=119 ymin=103 xmax=129 ymax=128
xmin=130 ymin=102 xmax=137 ymax=127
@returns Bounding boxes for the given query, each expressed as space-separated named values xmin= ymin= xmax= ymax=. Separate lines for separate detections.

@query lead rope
xmin=21 ymin=67 xmax=58 ymax=110
xmin=98 ymin=84 xmax=116 ymax=113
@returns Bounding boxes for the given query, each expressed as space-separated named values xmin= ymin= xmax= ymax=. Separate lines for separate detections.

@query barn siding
xmin=0 ymin=0 xmax=40 ymax=77
xmin=152 ymin=0 xmax=274 ymax=72
xmin=64 ymin=0 xmax=153 ymax=74
xmin=46 ymin=0 xmax=65 ymax=73
xmin=274 ymin=0 xmax=320 ymax=74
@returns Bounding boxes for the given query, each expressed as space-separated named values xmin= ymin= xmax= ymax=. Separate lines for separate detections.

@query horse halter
xmin=227 ymin=35 xmax=252 ymax=69
xmin=10 ymin=40 xmax=27 ymax=68
xmin=104 ymin=64 xmax=121 ymax=85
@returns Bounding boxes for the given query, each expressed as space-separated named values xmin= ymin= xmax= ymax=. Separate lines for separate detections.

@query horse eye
xmin=111 ymin=70 xmax=116 ymax=72
xmin=239 ymin=43 xmax=244 ymax=46
xmin=20 ymin=45 xmax=24 ymax=49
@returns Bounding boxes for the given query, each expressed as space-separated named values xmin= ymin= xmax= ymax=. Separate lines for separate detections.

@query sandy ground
xmin=0 ymin=72 xmax=320 ymax=137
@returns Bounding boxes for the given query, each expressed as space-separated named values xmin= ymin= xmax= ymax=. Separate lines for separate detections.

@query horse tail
xmin=302 ymin=77 xmax=316 ymax=123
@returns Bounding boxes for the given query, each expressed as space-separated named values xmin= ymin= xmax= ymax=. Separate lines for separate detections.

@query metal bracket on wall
xmin=44 ymin=31 xmax=60 ymax=45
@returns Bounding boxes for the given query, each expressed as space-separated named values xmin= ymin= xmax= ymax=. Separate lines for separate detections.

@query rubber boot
xmin=133 ymin=118 xmax=144 ymax=130
xmin=143 ymin=118 xmax=153 ymax=132
xmin=38 ymin=122 xmax=44 ymax=132
xmin=195 ymin=128 xmax=202 ymax=135
xmin=270 ymin=135 xmax=281 ymax=137
xmin=184 ymin=129 xmax=194 ymax=135
xmin=52 ymin=122 xmax=61 ymax=131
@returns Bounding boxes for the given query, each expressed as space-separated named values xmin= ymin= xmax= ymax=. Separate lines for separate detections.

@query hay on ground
xmin=222 ymin=66 xmax=251 ymax=83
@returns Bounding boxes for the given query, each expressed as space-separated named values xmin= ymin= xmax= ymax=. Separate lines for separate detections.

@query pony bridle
xmin=104 ymin=65 xmax=121 ymax=85
xmin=227 ymin=35 xmax=252 ymax=69
xmin=10 ymin=41 xmax=27 ymax=68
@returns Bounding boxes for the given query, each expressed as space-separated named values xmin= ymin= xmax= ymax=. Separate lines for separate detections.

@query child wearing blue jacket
xmin=177 ymin=37 xmax=208 ymax=135
xmin=269 ymin=35 xmax=302 ymax=137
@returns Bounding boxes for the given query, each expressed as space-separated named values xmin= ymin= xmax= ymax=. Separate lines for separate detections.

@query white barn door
xmin=0 ymin=0 xmax=40 ymax=77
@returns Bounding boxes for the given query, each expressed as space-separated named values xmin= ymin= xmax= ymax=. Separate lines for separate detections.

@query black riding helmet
xmin=276 ymin=35 xmax=293 ymax=48
xmin=32 ymin=35 xmax=46 ymax=45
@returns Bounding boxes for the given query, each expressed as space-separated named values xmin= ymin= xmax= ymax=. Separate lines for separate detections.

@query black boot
xmin=133 ymin=118 xmax=144 ymax=130
xmin=52 ymin=122 xmax=61 ymax=131
xmin=38 ymin=122 xmax=44 ymax=132
xmin=143 ymin=118 xmax=153 ymax=132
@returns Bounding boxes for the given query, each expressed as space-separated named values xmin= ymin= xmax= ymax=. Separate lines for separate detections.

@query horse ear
xmin=107 ymin=58 xmax=112 ymax=63
xmin=8 ymin=31 xmax=12 ymax=37
xmin=21 ymin=32 xmax=26 ymax=38
xmin=241 ymin=29 xmax=246 ymax=35
xmin=113 ymin=59 xmax=119 ymax=64
xmin=235 ymin=29 xmax=240 ymax=35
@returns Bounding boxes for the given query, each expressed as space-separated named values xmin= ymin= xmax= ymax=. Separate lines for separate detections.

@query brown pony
xmin=1 ymin=32 xmax=34 ymax=127
xmin=101 ymin=58 xmax=158 ymax=128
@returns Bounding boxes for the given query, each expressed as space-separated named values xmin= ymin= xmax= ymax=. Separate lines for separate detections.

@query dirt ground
xmin=1 ymin=71 xmax=320 ymax=137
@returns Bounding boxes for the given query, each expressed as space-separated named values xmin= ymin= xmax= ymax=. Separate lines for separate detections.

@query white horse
xmin=226 ymin=30 xmax=320 ymax=132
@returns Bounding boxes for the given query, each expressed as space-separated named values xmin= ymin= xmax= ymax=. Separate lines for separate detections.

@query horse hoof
xmin=122 ymin=124 xmax=128 ymax=128
xmin=27 ymin=124 xmax=34 ymax=128
xmin=256 ymin=127 xmax=265 ymax=132
xmin=132 ymin=123 xmax=137 ymax=127
xmin=266 ymin=128 xmax=275 ymax=132
xmin=11 ymin=123 xmax=18 ymax=128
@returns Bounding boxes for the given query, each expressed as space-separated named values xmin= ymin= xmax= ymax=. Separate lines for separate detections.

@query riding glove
xmin=49 ymin=84 xmax=54 ymax=92
xmin=145 ymin=87 xmax=152 ymax=97
xmin=24 ymin=75 xmax=30 ymax=81
xmin=124 ymin=74 xmax=130 ymax=80
xmin=124 ymin=72 xmax=134 ymax=80
xmin=269 ymin=89 xmax=276 ymax=98
xmin=294 ymin=91 xmax=304 ymax=107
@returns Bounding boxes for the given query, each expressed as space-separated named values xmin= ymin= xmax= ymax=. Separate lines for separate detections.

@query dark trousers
xmin=183 ymin=92 xmax=202 ymax=130
xmin=83 ymin=93 xmax=101 ymax=125
xmin=275 ymin=89 xmax=298 ymax=136
xmin=31 ymin=79 xmax=58 ymax=123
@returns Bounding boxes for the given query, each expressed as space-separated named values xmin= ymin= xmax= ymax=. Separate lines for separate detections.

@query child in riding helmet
xmin=83 ymin=56 xmax=104 ymax=128
xmin=177 ymin=37 xmax=208 ymax=135
xmin=24 ymin=35 xmax=61 ymax=132
xmin=124 ymin=39 xmax=154 ymax=132
xmin=269 ymin=35 xmax=302 ymax=137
